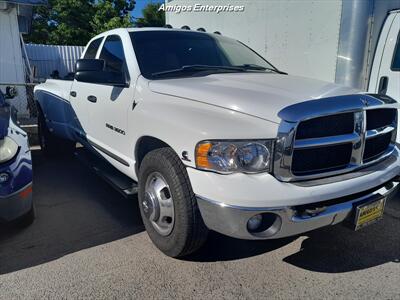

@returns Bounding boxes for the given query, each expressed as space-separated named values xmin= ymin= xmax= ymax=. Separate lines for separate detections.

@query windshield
xmin=129 ymin=30 xmax=276 ymax=79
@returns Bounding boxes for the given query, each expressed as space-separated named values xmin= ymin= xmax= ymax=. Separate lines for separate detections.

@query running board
xmin=75 ymin=149 xmax=138 ymax=198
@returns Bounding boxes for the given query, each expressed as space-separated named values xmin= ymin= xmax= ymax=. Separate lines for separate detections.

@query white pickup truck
xmin=34 ymin=28 xmax=400 ymax=257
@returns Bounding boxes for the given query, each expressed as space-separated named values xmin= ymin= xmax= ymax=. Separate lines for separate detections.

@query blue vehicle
xmin=0 ymin=87 xmax=34 ymax=227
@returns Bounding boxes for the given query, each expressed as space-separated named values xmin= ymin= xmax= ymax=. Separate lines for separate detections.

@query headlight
xmin=0 ymin=137 xmax=19 ymax=163
xmin=195 ymin=140 xmax=274 ymax=174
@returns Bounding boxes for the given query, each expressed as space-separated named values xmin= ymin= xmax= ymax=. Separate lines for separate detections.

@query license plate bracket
xmin=353 ymin=196 xmax=386 ymax=231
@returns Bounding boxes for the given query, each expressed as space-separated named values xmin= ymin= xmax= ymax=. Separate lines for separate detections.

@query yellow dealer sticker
xmin=354 ymin=197 xmax=386 ymax=231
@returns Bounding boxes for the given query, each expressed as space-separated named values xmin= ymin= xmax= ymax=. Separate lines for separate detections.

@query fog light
xmin=247 ymin=214 xmax=263 ymax=232
xmin=0 ymin=172 xmax=9 ymax=183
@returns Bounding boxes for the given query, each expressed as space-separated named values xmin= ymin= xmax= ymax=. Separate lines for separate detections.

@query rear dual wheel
xmin=37 ymin=108 xmax=75 ymax=156
xmin=138 ymin=147 xmax=208 ymax=257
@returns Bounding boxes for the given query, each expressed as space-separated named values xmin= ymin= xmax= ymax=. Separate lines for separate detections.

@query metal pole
xmin=0 ymin=83 xmax=39 ymax=86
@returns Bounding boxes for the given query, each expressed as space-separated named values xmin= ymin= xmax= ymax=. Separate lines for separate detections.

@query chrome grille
xmin=274 ymin=94 xmax=398 ymax=182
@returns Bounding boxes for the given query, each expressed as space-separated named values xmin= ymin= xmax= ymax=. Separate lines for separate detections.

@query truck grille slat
xmin=366 ymin=109 xmax=396 ymax=131
xmin=295 ymin=113 xmax=354 ymax=139
xmin=292 ymin=143 xmax=353 ymax=175
xmin=363 ymin=132 xmax=393 ymax=162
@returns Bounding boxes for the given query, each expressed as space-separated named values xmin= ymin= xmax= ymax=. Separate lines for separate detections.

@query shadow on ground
xmin=282 ymin=200 xmax=400 ymax=273
xmin=0 ymin=150 xmax=144 ymax=275
xmin=0 ymin=149 xmax=399 ymax=274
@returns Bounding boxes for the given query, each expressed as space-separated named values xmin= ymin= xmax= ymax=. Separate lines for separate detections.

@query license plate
xmin=354 ymin=197 xmax=386 ymax=231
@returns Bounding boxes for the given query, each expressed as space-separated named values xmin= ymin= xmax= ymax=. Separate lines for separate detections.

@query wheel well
xmin=135 ymin=136 xmax=170 ymax=173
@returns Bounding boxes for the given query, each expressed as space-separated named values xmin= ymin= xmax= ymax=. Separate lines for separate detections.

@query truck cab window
xmin=99 ymin=35 xmax=126 ymax=73
xmin=83 ymin=37 xmax=103 ymax=59
xmin=391 ymin=32 xmax=400 ymax=71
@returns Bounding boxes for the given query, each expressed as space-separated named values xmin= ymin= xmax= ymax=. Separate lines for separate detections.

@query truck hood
xmin=149 ymin=73 xmax=359 ymax=123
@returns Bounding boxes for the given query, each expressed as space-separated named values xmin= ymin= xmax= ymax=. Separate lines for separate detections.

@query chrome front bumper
xmin=196 ymin=177 xmax=399 ymax=240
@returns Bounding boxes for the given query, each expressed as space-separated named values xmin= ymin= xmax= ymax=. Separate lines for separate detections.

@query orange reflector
xmin=196 ymin=142 xmax=212 ymax=168
xmin=19 ymin=185 xmax=32 ymax=199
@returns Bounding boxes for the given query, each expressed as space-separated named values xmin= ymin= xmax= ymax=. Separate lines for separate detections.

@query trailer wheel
xmin=37 ymin=108 xmax=75 ymax=156
xmin=138 ymin=147 xmax=208 ymax=257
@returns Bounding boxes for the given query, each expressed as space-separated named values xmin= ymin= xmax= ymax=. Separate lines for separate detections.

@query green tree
xmin=91 ymin=0 xmax=135 ymax=34
xmin=26 ymin=0 xmax=136 ymax=46
xmin=134 ymin=2 xmax=165 ymax=28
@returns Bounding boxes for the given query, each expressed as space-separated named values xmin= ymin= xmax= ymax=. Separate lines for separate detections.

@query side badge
xmin=181 ymin=151 xmax=191 ymax=162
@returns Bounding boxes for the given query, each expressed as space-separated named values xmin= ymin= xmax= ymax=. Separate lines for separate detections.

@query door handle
xmin=87 ymin=95 xmax=97 ymax=103
xmin=378 ymin=76 xmax=388 ymax=95
xmin=70 ymin=91 xmax=77 ymax=97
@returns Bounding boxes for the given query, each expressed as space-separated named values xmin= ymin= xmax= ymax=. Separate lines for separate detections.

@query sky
xmin=131 ymin=0 xmax=164 ymax=19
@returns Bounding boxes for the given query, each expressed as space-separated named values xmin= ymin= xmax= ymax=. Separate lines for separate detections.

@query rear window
xmin=84 ymin=37 xmax=103 ymax=59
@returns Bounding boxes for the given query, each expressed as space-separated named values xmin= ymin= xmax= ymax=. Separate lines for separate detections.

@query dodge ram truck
xmin=34 ymin=28 xmax=400 ymax=257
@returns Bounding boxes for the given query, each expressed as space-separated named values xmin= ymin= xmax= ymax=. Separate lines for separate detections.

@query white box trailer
xmin=165 ymin=0 xmax=400 ymax=102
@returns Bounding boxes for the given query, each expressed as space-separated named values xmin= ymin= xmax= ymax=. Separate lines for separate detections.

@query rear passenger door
xmin=85 ymin=34 xmax=135 ymax=171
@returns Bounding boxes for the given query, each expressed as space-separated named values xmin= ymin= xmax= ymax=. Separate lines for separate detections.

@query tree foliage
xmin=134 ymin=3 xmax=165 ymax=28
xmin=91 ymin=0 xmax=135 ymax=34
xmin=26 ymin=0 xmax=136 ymax=46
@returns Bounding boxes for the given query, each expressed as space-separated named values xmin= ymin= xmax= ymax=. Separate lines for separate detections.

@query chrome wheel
xmin=143 ymin=172 xmax=175 ymax=236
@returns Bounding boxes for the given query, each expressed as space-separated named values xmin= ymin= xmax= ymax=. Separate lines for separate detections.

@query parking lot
xmin=0 ymin=149 xmax=399 ymax=299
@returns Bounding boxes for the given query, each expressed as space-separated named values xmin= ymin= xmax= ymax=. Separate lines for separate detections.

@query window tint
xmin=391 ymin=31 xmax=400 ymax=71
xmin=99 ymin=35 xmax=126 ymax=73
xmin=83 ymin=38 xmax=103 ymax=59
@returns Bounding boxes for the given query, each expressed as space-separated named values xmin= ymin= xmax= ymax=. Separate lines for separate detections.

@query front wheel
xmin=138 ymin=147 xmax=208 ymax=257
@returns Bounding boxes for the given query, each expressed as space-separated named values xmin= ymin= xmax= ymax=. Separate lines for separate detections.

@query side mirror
xmin=74 ymin=59 xmax=129 ymax=88
xmin=5 ymin=86 xmax=17 ymax=99
xmin=76 ymin=59 xmax=105 ymax=72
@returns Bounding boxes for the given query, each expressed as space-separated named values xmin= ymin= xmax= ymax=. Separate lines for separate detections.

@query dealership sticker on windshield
xmin=354 ymin=197 xmax=386 ymax=231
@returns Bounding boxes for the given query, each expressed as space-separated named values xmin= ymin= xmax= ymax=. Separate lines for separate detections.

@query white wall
xmin=0 ymin=5 xmax=28 ymax=115
xmin=166 ymin=0 xmax=342 ymax=84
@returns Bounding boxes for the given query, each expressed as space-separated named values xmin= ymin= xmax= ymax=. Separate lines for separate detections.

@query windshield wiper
xmin=236 ymin=64 xmax=288 ymax=74
xmin=151 ymin=65 xmax=245 ymax=77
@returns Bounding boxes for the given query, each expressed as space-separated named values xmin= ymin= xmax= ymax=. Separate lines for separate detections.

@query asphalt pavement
xmin=0 ymin=149 xmax=399 ymax=299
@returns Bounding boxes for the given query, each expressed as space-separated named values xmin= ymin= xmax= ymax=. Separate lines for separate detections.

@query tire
xmin=37 ymin=107 xmax=75 ymax=156
xmin=138 ymin=147 xmax=208 ymax=257
xmin=15 ymin=204 xmax=35 ymax=228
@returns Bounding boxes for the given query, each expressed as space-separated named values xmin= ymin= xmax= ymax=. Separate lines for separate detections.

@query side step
xmin=75 ymin=149 xmax=138 ymax=198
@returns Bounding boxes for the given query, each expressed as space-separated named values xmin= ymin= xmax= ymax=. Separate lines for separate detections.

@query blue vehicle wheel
xmin=14 ymin=203 xmax=35 ymax=228
xmin=38 ymin=107 xmax=75 ymax=156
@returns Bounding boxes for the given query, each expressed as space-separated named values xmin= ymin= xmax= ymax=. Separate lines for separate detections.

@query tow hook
xmin=303 ymin=206 xmax=327 ymax=217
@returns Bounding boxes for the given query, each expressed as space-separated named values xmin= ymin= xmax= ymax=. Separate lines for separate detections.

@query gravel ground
xmin=0 ymin=150 xmax=399 ymax=299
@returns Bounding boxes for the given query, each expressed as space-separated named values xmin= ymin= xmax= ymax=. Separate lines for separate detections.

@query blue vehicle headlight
xmin=0 ymin=136 xmax=18 ymax=163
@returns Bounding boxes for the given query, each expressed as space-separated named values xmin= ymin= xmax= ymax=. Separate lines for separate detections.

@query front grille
xmin=363 ymin=132 xmax=392 ymax=162
xmin=366 ymin=109 xmax=396 ymax=130
xmin=292 ymin=143 xmax=353 ymax=175
xmin=296 ymin=113 xmax=354 ymax=139
xmin=274 ymin=99 xmax=397 ymax=182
